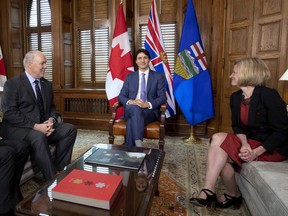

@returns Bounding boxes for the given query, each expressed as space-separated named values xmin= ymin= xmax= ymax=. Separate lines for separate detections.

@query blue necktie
xmin=140 ymin=73 xmax=147 ymax=102
xmin=34 ymin=80 xmax=45 ymax=123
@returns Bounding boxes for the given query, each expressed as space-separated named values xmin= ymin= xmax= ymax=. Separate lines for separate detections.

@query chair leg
xmin=108 ymin=135 xmax=115 ymax=144
xmin=155 ymin=185 xmax=160 ymax=196
xmin=158 ymin=139 xmax=164 ymax=150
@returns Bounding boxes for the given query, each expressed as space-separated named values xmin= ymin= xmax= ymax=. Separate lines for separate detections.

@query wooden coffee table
xmin=15 ymin=143 xmax=165 ymax=216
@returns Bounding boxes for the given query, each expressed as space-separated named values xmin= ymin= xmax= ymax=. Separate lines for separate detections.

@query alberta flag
xmin=144 ymin=0 xmax=176 ymax=118
xmin=0 ymin=45 xmax=7 ymax=91
xmin=173 ymin=0 xmax=214 ymax=125
xmin=105 ymin=2 xmax=134 ymax=120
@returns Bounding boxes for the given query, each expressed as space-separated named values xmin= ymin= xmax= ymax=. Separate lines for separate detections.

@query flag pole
xmin=183 ymin=126 xmax=201 ymax=144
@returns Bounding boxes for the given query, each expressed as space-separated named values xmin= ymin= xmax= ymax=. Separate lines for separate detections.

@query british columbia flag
xmin=144 ymin=0 xmax=176 ymax=118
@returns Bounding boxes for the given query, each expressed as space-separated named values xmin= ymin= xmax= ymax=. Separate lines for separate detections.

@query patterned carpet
xmin=21 ymin=129 xmax=251 ymax=216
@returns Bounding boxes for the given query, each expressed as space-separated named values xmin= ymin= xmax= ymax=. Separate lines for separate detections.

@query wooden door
xmin=220 ymin=0 xmax=288 ymax=132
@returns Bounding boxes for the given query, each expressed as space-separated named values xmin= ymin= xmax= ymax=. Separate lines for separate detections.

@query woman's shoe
xmin=216 ymin=193 xmax=242 ymax=209
xmin=189 ymin=189 xmax=217 ymax=208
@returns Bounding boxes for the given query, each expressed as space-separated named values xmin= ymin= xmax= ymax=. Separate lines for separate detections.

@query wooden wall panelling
xmin=134 ymin=0 xmax=146 ymax=50
xmin=10 ymin=1 xmax=23 ymax=77
xmin=158 ymin=0 xmax=177 ymax=22
xmin=220 ymin=0 xmax=254 ymax=132
xmin=62 ymin=0 xmax=73 ymax=88
xmin=76 ymin=0 xmax=93 ymax=27
xmin=54 ymin=89 xmax=111 ymax=130
xmin=0 ymin=0 xmax=24 ymax=80
xmin=0 ymin=0 xmax=9 ymax=75
xmin=73 ymin=0 xmax=92 ymax=89
xmin=50 ymin=0 xmax=73 ymax=89
xmin=208 ymin=0 xmax=225 ymax=135
xmin=51 ymin=0 xmax=64 ymax=89
xmin=220 ymin=0 xmax=288 ymax=133
xmin=252 ymin=0 xmax=288 ymax=97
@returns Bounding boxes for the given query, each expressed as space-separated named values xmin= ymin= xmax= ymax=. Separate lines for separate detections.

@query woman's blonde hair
xmin=234 ymin=57 xmax=271 ymax=86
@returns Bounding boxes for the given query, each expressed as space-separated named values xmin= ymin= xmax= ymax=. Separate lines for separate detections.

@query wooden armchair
xmin=108 ymin=102 xmax=166 ymax=150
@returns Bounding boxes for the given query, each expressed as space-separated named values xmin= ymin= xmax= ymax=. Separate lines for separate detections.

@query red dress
xmin=220 ymin=99 xmax=286 ymax=168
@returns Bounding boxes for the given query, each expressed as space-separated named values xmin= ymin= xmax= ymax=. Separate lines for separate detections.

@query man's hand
xmin=33 ymin=122 xmax=55 ymax=136
xmin=128 ymin=99 xmax=150 ymax=108
xmin=46 ymin=117 xmax=56 ymax=124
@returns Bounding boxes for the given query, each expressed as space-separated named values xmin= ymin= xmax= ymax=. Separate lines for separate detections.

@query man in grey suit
xmin=0 ymin=140 xmax=29 ymax=216
xmin=1 ymin=50 xmax=77 ymax=180
xmin=118 ymin=49 xmax=166 ymax=147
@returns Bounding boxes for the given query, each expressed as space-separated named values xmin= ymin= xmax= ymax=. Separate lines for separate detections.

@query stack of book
xmin=52 ymin=169 xmax=123 ymax=210
xmin=84 ymin=148 xmax=146 ymax=171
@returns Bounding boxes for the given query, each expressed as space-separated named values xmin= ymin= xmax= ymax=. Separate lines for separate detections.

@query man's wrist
xmin=49 ymin=117 xmax=56 ymax=124
xmin=33 ymin=123 xmax=38 ymax=130
xmin=147 ymin=102 xmax=152 ymax=109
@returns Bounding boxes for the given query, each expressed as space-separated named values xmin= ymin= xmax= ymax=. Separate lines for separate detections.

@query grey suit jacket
xmin=118 ymin=70 xmax=166 ymax=119
xmin=1 ymin=72 xmax=57 ymax=140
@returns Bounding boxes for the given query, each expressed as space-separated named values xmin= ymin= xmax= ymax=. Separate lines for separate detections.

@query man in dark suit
xmin=1 ymin=50 xmax=77 ymax=180
xmin=118 ymin=49 xmax=166 ymax=147
xmin=0 ymin=140 xmax=29 ymax=216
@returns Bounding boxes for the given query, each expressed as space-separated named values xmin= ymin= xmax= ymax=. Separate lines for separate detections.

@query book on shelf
xmin=51 ymin=169 xmax=123 ymax=210
xmin=84 ymin=148 xmax=146 ymax=171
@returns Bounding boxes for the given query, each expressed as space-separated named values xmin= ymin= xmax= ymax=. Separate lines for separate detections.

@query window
xmin=25 ymin=0 xmax=53 ymax=81
xmin=78 ymin=27 xmax=109 ymax=87
xmin=76 ymin=0 xmax=110 ymax=88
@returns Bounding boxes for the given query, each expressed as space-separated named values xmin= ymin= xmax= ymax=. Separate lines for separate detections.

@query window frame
xmin=75 ymin=0 xmax=111 ymax=89
xmin=24 ymin=0 xmax=53 ymax=81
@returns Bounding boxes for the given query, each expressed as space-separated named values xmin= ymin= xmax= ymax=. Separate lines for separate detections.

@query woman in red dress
xmin=190 ymin=57 xmax=288 ymax=209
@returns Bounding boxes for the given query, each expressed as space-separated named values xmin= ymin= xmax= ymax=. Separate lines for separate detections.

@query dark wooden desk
xmin=15 ymin=144 xmax=165 ymax=216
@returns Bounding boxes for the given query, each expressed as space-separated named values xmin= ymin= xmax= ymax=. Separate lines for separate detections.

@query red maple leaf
xmin=109 ymin=44 xmax=133 ymax=81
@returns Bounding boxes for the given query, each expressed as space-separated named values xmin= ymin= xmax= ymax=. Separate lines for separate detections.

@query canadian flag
xmin=0 ymin=45 xmax=7 ymax=91
xmin=105 ymin=2 xmax=134 ymax=120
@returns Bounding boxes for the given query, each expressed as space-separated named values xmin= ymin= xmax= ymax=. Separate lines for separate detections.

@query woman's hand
xmin=239 ymin=141 xmax=254 ymax=162
xmin=239 ymin=146 xmax=266 ymax=162
xmin=240 ymin=142 xmax=252 ymax=154
xmin=239 ymin=149 xmax=258 ymax=162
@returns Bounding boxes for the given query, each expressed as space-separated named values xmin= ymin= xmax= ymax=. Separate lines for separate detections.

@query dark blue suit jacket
xmin=118 ymin=70 xmax=166 ymax=120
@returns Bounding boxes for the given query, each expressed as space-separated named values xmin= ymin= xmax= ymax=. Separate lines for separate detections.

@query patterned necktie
xmin=140 ymin=73 xmax=147 ymax=102
xmin=34 ymin=80 xmax=45 ymax=123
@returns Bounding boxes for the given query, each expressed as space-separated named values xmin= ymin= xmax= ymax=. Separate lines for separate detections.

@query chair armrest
xmin=110 ymin=102 xmax=123 ymax=122
xmin=160 ymin=103 xmax=166 ymax=125
xmin=55 ymin=111 xmax=63 ymax=123
xmin=108 ymin=102 xmax=123 ymax=144
xmin=0 ymin=112 xmax=2 ymax=139
xmin=111 ymin=102 xmax=121 ymax=114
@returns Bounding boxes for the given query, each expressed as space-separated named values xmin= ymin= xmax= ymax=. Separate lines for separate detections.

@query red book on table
xmin=52 ymin=169 xmax=123 ymax=210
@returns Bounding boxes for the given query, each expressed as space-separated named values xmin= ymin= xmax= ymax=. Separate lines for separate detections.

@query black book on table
xmin=84 ymin=148 xmax=146 ymax=171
